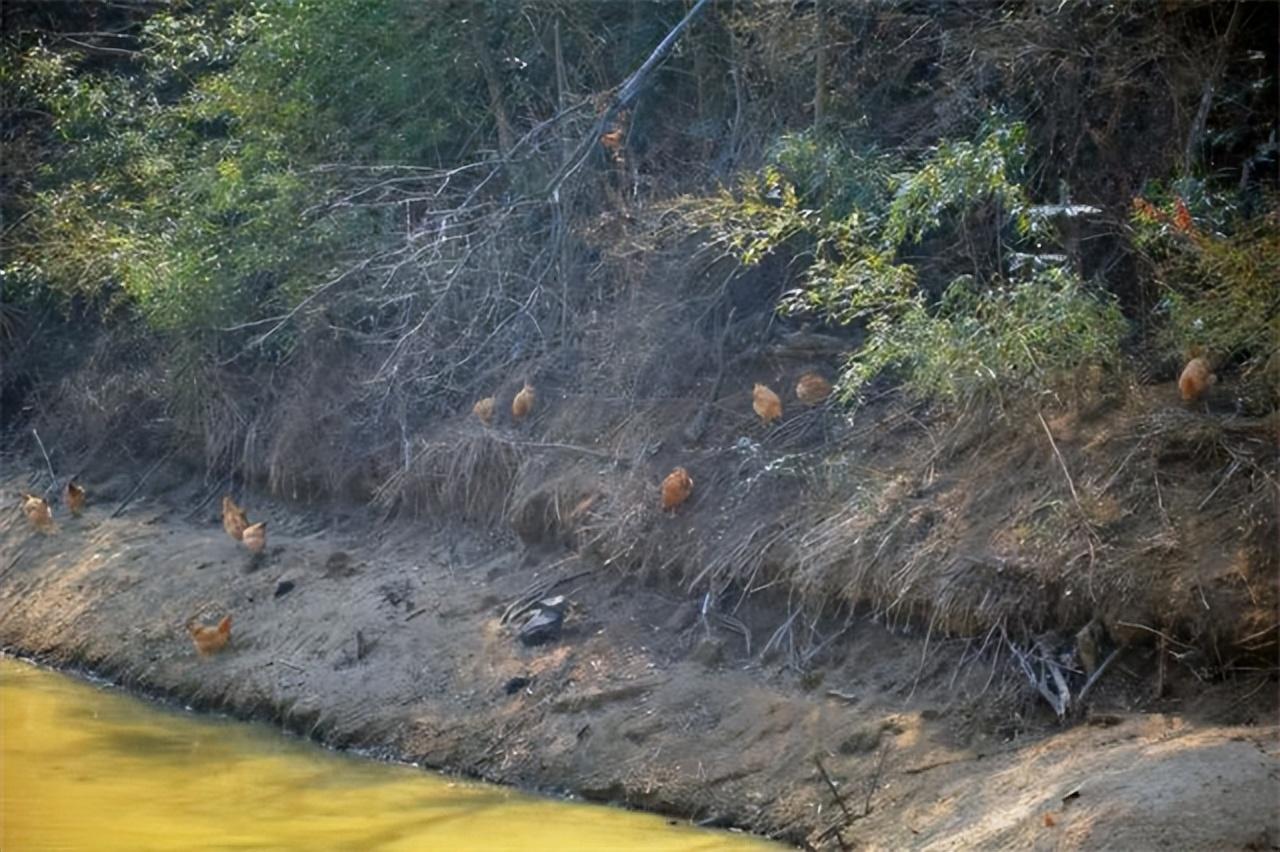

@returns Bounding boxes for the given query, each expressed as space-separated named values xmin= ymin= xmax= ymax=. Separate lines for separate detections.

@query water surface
xmin=2 ymin=658 xmax=778 ymax=851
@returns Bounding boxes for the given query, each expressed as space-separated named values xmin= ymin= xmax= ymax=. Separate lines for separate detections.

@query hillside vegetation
xmin=3 ymin=0 xmax=1277 ymax=710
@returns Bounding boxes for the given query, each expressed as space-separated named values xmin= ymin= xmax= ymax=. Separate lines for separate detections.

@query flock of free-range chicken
xmin=18 ymin=481 xmax=257 ymax=658
xmin=16 ymin=357 xmax=1216 ymax=660
xmin=474 ymin=372 xmax=834 ymax=515
xmin=16 ymin=374 xmax=830 ymax=657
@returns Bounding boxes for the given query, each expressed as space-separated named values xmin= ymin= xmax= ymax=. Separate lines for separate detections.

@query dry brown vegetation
xmin=4 ymin=0 xmax=1276 ymax=736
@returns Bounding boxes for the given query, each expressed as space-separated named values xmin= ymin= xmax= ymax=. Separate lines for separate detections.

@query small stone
xmin=274 ymin=580 xmax=296 ymax=598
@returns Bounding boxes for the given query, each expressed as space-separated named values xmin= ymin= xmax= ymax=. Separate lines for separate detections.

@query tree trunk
xmin=470 ymin=17 xmax=515 ymax=158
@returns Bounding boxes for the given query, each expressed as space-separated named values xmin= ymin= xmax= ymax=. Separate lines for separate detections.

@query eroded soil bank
xmin=2 ymin=468 xmax=1277 ymax=850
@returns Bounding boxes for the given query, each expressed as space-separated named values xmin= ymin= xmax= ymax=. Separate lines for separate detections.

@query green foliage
xmin=882 ymin=120 xmax=1046 ymax=247
xmin=843 ymin=269 xmax=1127 ymax=405
xmin=1131 ymin=184 xmax=1279 ymax=370
xmin=765 ymin=131 xmax=897 ymax=221
xmin=5 ymin=0 xmax=482 ymax=336
xmin=688 ymin=119 xmax=1126 ymax=406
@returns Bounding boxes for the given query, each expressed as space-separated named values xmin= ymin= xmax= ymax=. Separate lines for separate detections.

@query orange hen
xmin=512 ymin=383 xmax=536 ymax=421
xmin=187 ymin=615 xmax=232 ymax=656
xmin=242 ymin=521 xmax=267 ymax=554
xmin=65 ymin=480 xmax=86 ymax=516
xmin=795 ymin=372 xmax=832 ymax=405
xmin=660 ymin=467 xmax=694 ymax=511
xmin=1178 ymin=356 xmax=1216 ymax=402
xmin=600 ymin=128 xmax=624 ymax=154
xmin=473 ymin=396 xmax=496 ymax=426
xmin=752 ymin=383 xmax=782 ymax=424
xmin=222 ymin=496 xmax=249 ymax=541
xmin=20 ymin=492 xmax=53 ymax=532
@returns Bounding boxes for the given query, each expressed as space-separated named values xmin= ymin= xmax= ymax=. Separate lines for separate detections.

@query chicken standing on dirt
xmin=473 ymin=396 xmax=496 ymax=426
xmin=512 ymin=383 xmax=536 ymax=421
xmin=64 ymin=480 xmax=86 ymax=516
xmin=1179 ymin=356 xmax=1217 ymax=402
xmin=222 ymin=496 xmax=249 ymax=541
xmin=753 ymin=383 xmax=782 ymax=424
xmin=187 ymin=615 xmax=232 ymax=657
xmin=242 ymin=521 xmax=267 ymax=554
xmin=661 ymin=467 xmax=694 ymax=512
xmin=20 ymin=493 xmax=53 ymax=532
xmin=795 ymin=372 xmax=832 ymax=405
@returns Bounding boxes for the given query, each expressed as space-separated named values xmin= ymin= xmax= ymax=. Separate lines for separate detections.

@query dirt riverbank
xmin=2 ymin=467 xmax=1277 ymax=850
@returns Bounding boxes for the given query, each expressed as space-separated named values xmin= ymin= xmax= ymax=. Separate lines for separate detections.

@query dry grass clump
xmin=375 ymin=430 xmax=522 ymax=523
xmin=29 ymin=333 xmax=171 ymax=468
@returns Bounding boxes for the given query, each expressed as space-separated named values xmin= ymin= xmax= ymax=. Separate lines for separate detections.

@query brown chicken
xmin=512 ymin=383 xmax=536 ymax=421
xmin=222 ymin=495 xmax=249 ymax=541
xmin=242 ymin=521 xmax=267 ymax=554
xmin=65 ymin=480 xmax=86 ymax=517
xmin=20 ymin=492 xmax=53 ymax=532
xmin=795 ymin=372 xmax=832 ymax=405
xmin=473 ymin=396 xmax=496 ymax=426
xmin=600 ymin=128 xmax=623 ymax=150
xmin=752 ymin=383 xmax=783 ymax=424
xmin=600 ymin=129 xmax=624 ymax=163
xmin=599 ymin=108 xmax=629 ymax=166
xmin=1178 ymin=356 xmax=1217 ymax=402
xmin=187 ymin=614 xmax=232 ymax=657
xmin=660 ymin=467 xmax=694 ymax=512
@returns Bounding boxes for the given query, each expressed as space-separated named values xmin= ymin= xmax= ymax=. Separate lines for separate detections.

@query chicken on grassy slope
xmin=753 ymin=383 xmax=782 ymax=424
xmin=661 ymin=467 xmax=694 ymax=512
xmin=795 ymin=372 xmax=832 ymax=405
xmin=512 ymin=383 xmax=536 ymax=421
xmin=20 ymin=492 xmax=53 ymax=532
xmin=473 ymin=396 xmax=496 ymax=426
xmin=65 ymin=480 xmax=86 ymax=516
xmin=1179 ymin=356 xmax=1217 ymax=402
xmin=222 ymin=496 xmax=249 ymax=541
xmin=187 ymin=615 xmax=232 ymax=656
xmin=242 ymin=521 xmax=267 ymax=554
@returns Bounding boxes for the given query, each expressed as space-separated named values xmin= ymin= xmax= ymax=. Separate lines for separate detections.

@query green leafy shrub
xmin=1131 ymin=184 xmax=1279 ymax=375
xmin=687 ymin=119 xmax=1126 ymax=407
xmin=844 ymin=269 xmax=1126 ymax=406
xmin=5 ymin=0 xmax=481 ymax=337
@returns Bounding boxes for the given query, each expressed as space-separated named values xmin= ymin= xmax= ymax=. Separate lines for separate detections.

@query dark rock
xmin=504 ymin=676 xmax=532 ymax=695
xmin=518 ymin=608 xmax=564 ymax=646
xmin=274 ymin=580 xmax=295 ymax=598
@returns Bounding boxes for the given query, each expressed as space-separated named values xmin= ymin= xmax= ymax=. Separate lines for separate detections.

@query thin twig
xmin=1037 ymin=412 xmax=1082 ymax=509
xmin=1076 ymin=647 xmax=1122 ymax=707
xmin=31 ymin=429 xmax=56 ymax=490
xmin=111 ymin=447 xmax=178 ymax=518
xmin=813 ymin=755 xmax=855 ymax=825
xmin=1114 ymin=620 xmax=1196 ymax=650
xmin=1197 ymin=458 xmax=1241 ymax=510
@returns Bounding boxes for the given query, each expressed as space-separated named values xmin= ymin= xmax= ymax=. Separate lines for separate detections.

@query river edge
xmin=3 ymin=473 xmax=1278 ymax=850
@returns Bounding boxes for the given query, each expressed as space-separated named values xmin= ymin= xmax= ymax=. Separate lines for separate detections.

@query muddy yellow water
xmin=2 ymin=658 xmax=777 ymax=851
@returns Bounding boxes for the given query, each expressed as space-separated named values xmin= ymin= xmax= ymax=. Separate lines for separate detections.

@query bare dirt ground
xmin=2 ymin=466 xmax=1277 ymax=850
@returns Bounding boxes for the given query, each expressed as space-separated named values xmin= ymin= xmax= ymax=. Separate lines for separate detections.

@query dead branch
xmin=813 ymin=754 xmax=856 ymax=827
xmin=542 ymin=0 xmax=715 ymax=196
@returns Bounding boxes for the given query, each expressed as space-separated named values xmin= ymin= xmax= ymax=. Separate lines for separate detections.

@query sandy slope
xmin=2 ymin=469 xmax=1276 ymax=849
